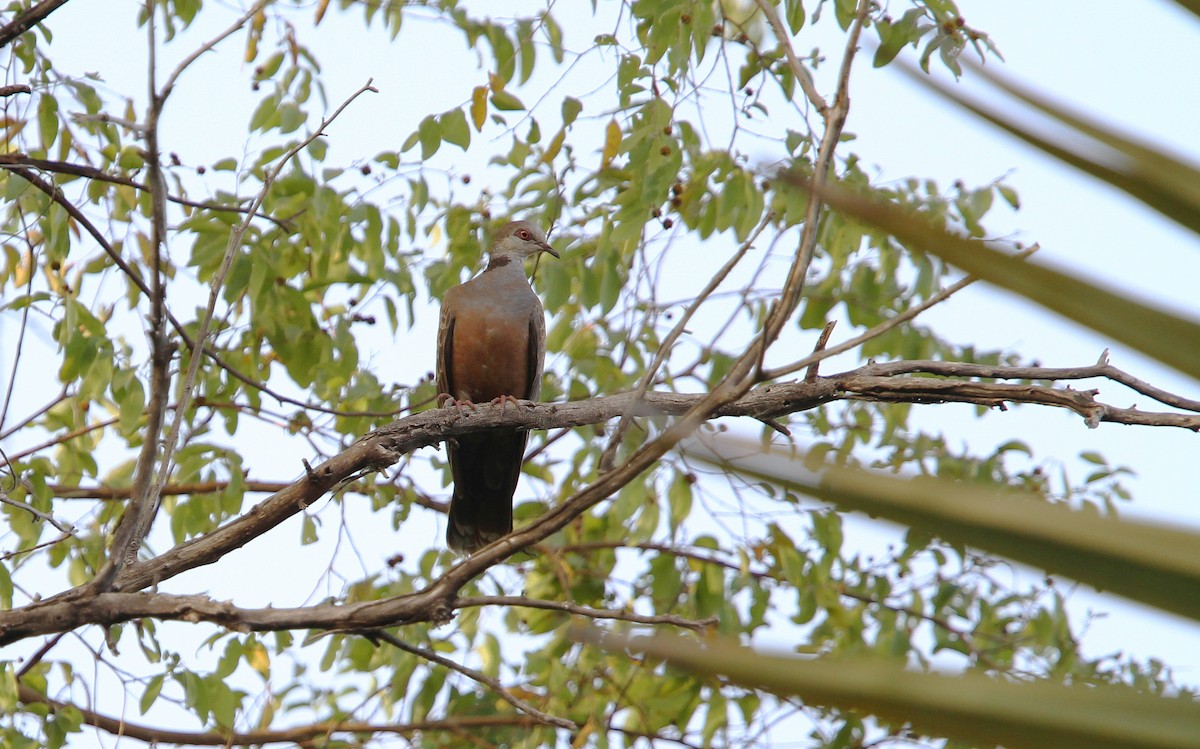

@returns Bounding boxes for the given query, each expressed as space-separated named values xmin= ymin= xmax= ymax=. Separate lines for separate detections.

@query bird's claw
xmin=490 ymin=394 xmax=523 ymax=412
xmin=438 ymin=393 xmax=478 ymax=410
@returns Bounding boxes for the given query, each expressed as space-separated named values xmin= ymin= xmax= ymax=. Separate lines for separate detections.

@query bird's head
xmin=489 ymin=220 xmax=560 ymax=265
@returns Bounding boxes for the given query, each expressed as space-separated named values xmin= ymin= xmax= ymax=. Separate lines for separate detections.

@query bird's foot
xmin=438 ymin=393 xmax=478 ymax=410
xmin=490 ymin=394 xmax=523 ymax=412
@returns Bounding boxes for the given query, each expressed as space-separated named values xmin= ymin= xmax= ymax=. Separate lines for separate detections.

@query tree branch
xmin=147 ymin=78 xmax=378 ymax=571
xmin=754 ymin=0 xmax=869 ymax=374
xmin=0 ymin=153 xmax=289 ymax=227
xmin=5 ymin=363 xmax=1194 ymax=643
xmin=370 ymin=630 xmax=575 ymax=730
xmin=600 ymin=212 xmax=773 ymax=471
xmin=753 ymin=0 xmax=828 ymax=114
xmin=90 ymin=5 xmax=175 ymax=590
xmin=453 ymin=595 xmax=719 ymax=633
xmin=15 ymin=682 xmax=540 ymax=746
xmin=0 ymin=0 xmax=70 ymax=49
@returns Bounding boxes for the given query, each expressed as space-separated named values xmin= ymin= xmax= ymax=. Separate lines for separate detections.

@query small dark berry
xmin=360 ymin=164 xmax=371 ymax=175
xmin=659 ymin=145 xmax=671 ymax=156
xmin=196 ymin=165 xmax=206 ymax=174
xmin=662 ymin=218 xmax=674 ymax=229
xmin=681 ymin=13 xmax=691 ymax=24
xmin=462 ymin=175 xmax=471 ymax=184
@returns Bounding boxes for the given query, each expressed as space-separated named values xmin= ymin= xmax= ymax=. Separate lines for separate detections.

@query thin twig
xmin=0 ymin=154 xmax=289 ymax=227
xmin=0 ymin=388 xmax=67 ymax=442
xmin=15 ymin=633 xmax=65 ymax=677
xmin=453 ymin=596 xmax=719 ymax=633
xmin=0 ymin=417 xmax=119 ymax=469
xmin=88 ymin=3 xmax=175 ymax=592
xmin=753 ymin=0 xmax=828 ymax=114
xmin=149 ymin=78 xmax=379 ymax=556
xmin=370 ymin=629 xmax=576 ymax=730
xmin=599 ymin=213 xmax=773 ymax=472
xmin=804 ymin=321 xmax=836 ymax=382
xmin=158 ymin=0 xmax=272 ymax=104
xmin=763 ymin=246 xmax=1037 ymax=382
xmin=0 ymin=491 xmax=75 ymax=534
xmin=0 ymin=531 xmax=75 ymax=562
xmin=754 ymin=0 xmax=868 ymax=361
xmin=762 ymin=273 xmax=979 ymax=381
xmin=0 ymin=212 xmax=39 ymax=436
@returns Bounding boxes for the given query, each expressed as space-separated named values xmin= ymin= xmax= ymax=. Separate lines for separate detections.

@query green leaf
xmin=439 ymin=108 xmax=470 ymax=150
xmin=561 ymin=96 xmax=582 ymax=127
xmin=37 ymin=94 xmax=58 ymax=149
xmin=688 ymin=435 xmax=1200 ymax=622
xmin=586 ymin=630 xmax=1200 ymax=749
xmin=873 ymin=9 xmax=922 ymax=68
xmin=417 ymin=115 xmax=441 ymax=160
xmin=785 ymin=0 xmax=806 ymax=34
xmin=140 ymin=674 xmax=164 ymax=715
xmin=0 ymin=564 xmax=12 ymax=610
xmin=808 ymin=182 xmax=1200 ymax=380
xmin=490 ymin=89 xmax=525 ymax=111
xmin=301 ymin=514 xmax=318 ymax=545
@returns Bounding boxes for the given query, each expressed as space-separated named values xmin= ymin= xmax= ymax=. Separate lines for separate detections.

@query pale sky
xmin=2 ymin=0 xmax=1197 ymax=738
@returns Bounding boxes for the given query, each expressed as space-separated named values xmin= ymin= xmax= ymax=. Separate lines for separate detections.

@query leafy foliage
xmin=0 ymin=1 xmax=1195 ymax=748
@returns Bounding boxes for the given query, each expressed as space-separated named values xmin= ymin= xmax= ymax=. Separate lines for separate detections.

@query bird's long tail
xmin=446 ymin=429 xmax=526 ymax=553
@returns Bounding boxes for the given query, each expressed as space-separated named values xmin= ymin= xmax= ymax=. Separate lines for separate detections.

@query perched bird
xmin=436 ymin=220 xmax=559 ymax=553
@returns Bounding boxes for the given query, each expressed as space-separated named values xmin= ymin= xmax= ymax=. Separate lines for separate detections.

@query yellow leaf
xmin=487 ymin=71 xmax=504 ymax=92
xmin=470 ymin=85 xmax=488 ymax=131
xmin=244 ymin=10 xmax=265 ymax=63
xmin=246 ymin=642 xmax=271 ymax=680
xmin=541 ymin=129 xmax=566 ymax=164
xmin=602 ymin=118 xmax=621 ymax=169
xmin=314 ymin=0 xmax=330 ymax=25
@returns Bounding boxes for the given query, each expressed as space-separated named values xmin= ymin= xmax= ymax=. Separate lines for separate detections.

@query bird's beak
xmin=539 ymin=241 xmax=560 ymax=259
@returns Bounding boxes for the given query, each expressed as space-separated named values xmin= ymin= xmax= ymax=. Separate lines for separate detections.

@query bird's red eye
xmin=519 ymin=229 xmax=531 ymax=240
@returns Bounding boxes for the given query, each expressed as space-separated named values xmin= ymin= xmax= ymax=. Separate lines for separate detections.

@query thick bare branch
xmin=0 ymin=0 xmax=70 ymax=49
xmin=4 ymin=364 xmax=1194 ymax=642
